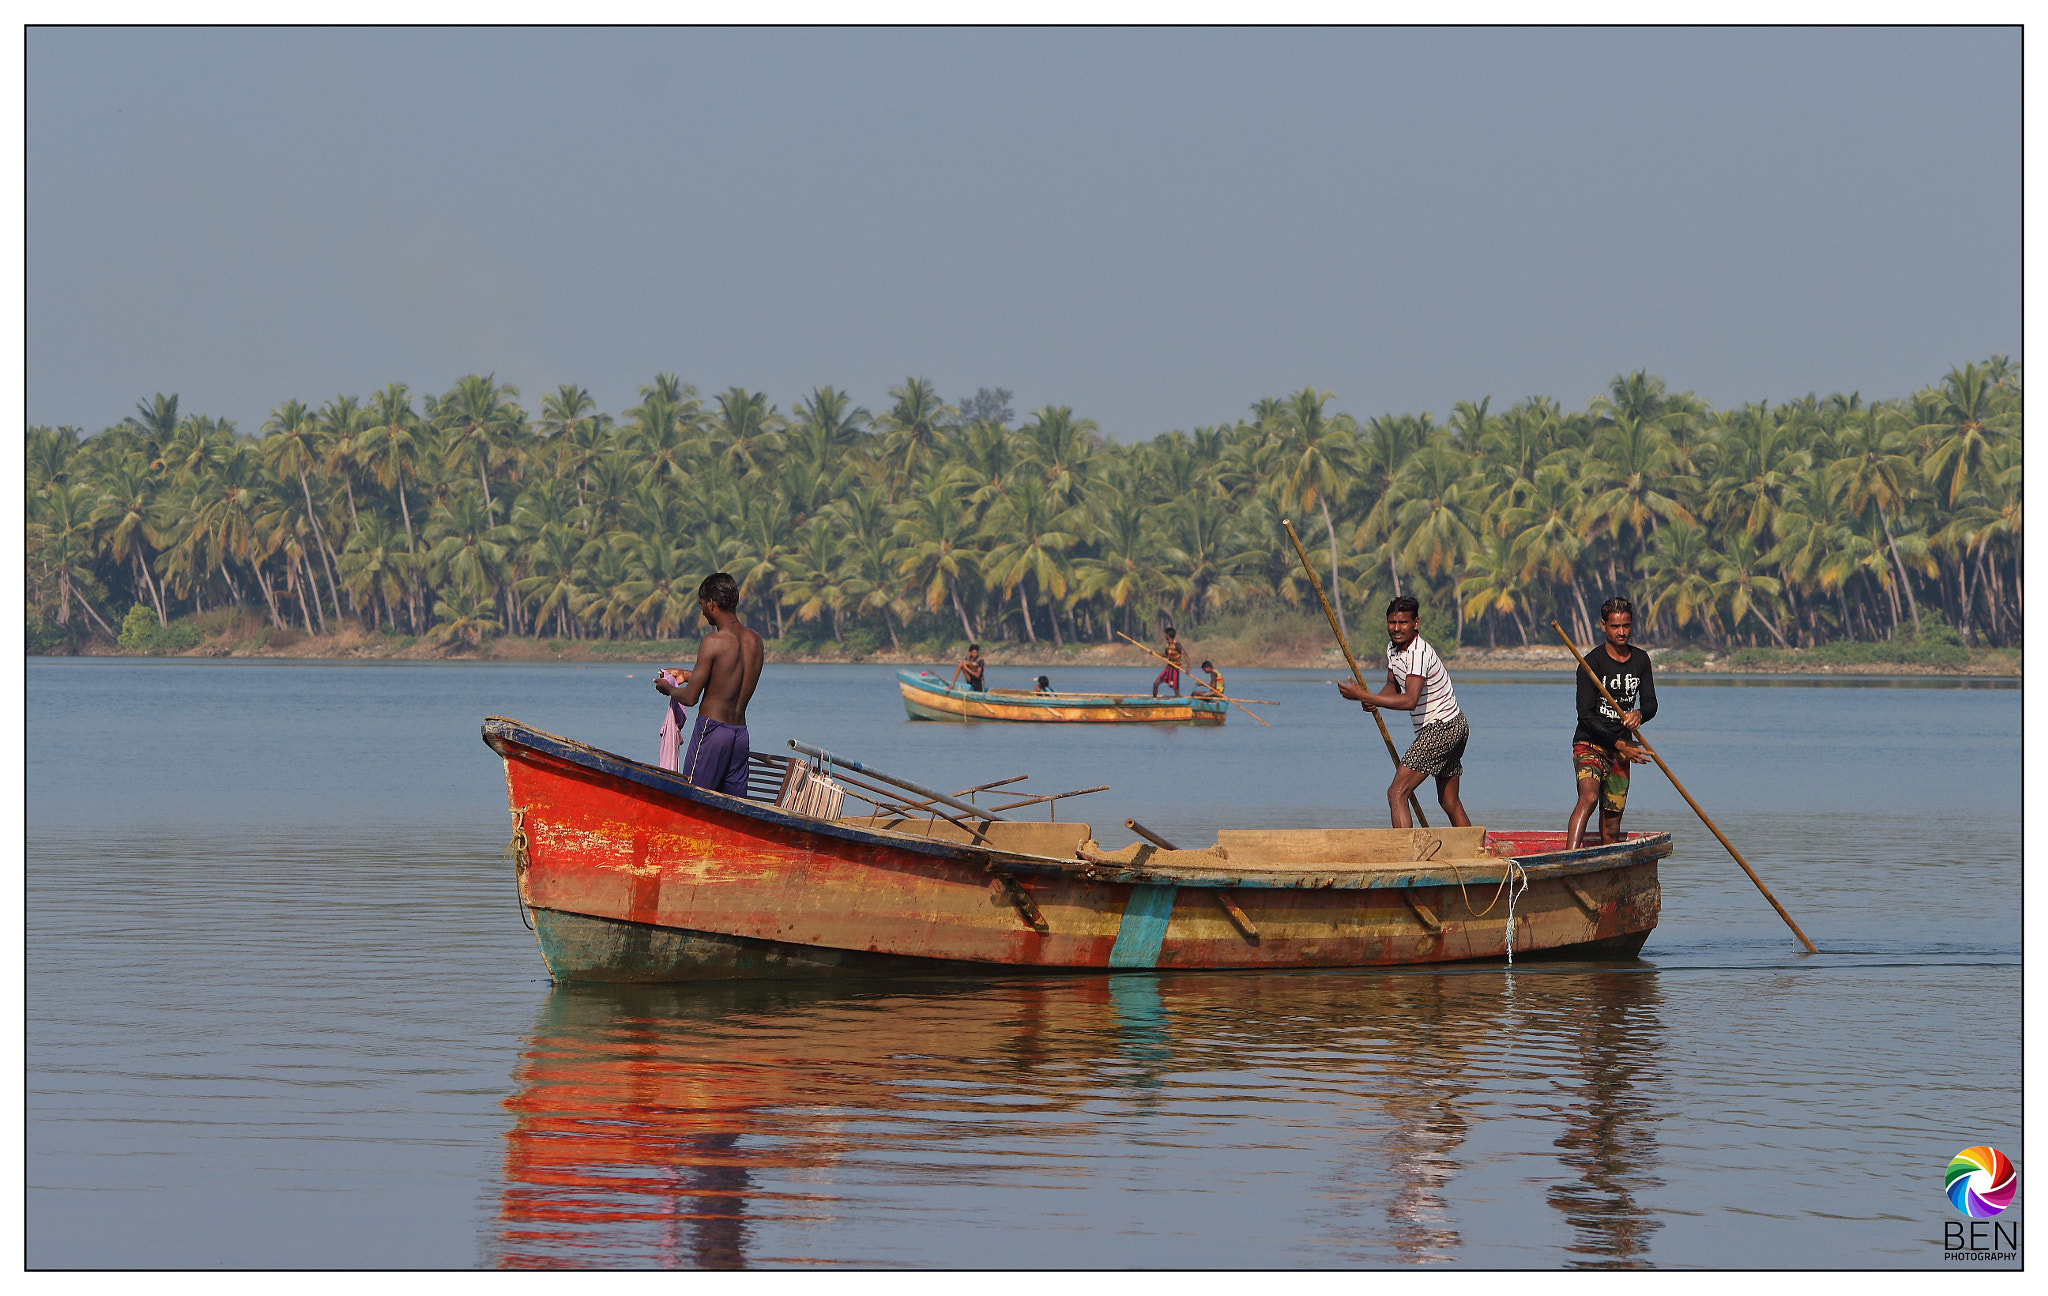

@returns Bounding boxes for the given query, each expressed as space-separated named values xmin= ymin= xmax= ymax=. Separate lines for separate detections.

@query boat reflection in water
xmin=493 ymin=968 xmax=1665 ymax=1269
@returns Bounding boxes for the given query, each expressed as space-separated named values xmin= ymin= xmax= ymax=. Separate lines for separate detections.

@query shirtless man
xmin=654 ymin=572 xmax=765 ymax=796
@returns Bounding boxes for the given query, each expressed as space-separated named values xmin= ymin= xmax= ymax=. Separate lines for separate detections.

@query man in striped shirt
xmin=1337 ymin=595 xmax=1472 ymax=828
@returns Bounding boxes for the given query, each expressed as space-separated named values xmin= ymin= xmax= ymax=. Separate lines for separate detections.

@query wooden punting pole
xmin=1548 ymin=620 xmax=1818 ymax=954
xmin=1282 ymin=519 xmax=1429 ymax=826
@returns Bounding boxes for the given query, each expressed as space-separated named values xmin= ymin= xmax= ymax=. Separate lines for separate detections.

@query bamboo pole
xmin=1281 ymin=520 xmax=1428 ymax=826
xmin=1113 ymin=631 xmax=1272 ymax=726
xmin=1548 ymin=621 xmax=1818 ymax=953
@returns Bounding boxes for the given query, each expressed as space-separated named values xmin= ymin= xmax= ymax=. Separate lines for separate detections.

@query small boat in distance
xmin=898 ymin=669 xmax=1228 ymax=724
xmin=483 ymin=717 xmax=1669 ymax=983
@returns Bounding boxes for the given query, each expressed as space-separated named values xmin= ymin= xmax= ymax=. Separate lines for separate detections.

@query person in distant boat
xmin=654 ymin=572 xmax=765 ymax=797
xmin=1193 ymin=660 xmax=1225 ymax=698
xmin=950 ymin=643 xmax=987 ymax=692
xmin=1567 ymin=597 xmax=1657 ymax=846
xmin=1151 ymin=624 xmax=1186 ymax=697
xmin=1337 ymin=595 xmax=1471 ymax=829
xmin=1034 ymin=675 xmax=1055 ymax=695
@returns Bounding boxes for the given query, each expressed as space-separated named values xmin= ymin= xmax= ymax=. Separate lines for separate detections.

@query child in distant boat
xmin=1193 ymin=660 xmax=1225 ymax=698
xmin=1034 ymin=675 xmax=1056 ymax=695
xmin=1151 ymin=624 xmax=1186 ymax=697
xmin=950 ymin=643 xmax=987 ymax=692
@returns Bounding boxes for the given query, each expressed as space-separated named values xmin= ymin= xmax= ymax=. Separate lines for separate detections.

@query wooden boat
xmin=484 ymin=716 xmax=1670 ymax=983
xmin=898 ymin=668 xmax=1228 ymax=724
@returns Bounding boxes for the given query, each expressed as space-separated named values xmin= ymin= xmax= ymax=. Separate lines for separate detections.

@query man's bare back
xmin=685 ymin=615 xmax=764 ymax=724
xmin=655 ymin=574 xmax=764 ymax=726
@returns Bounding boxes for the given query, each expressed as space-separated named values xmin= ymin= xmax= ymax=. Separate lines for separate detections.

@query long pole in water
xmin=1548 ymin=620 xmax=1818 ymax=953
xmin=1282 ymin=519 xmax=1428 ymax=827
xmin=1113 ymin=631 xmax=1272 ymax=727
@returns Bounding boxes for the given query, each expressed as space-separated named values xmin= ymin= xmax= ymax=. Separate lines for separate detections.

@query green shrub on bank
xmin=27 ymin=615 xmax=77 ymax=655
xmin=1723 ymin=617 xmax=1969 ymax=670
xmin=117 ymin=605 xmax=201 ymax=654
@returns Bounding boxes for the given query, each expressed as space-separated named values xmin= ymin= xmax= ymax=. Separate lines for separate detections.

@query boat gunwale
xmin=484 ymin=716 xmax=1670 ymax=891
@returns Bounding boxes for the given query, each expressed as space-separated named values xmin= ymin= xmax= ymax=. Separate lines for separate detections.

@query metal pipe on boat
xmin=787 ymin=740 xmax=1010 ymax=822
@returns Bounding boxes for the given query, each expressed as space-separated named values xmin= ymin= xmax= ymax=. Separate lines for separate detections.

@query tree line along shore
xmin=26 ymin=360 xmax=2020 ymax=666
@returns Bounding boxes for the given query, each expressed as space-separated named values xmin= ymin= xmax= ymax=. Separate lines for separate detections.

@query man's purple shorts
xmin=681 ymin=715 xmax=751 ymax=796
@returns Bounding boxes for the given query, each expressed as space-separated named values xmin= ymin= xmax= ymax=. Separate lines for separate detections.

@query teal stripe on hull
xmin=1107 ymin=884 xmax=1178 ymax=968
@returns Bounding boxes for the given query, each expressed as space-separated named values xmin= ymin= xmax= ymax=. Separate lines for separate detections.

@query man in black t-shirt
xmin=1568 ymin=597 xmax=1658 ymax=846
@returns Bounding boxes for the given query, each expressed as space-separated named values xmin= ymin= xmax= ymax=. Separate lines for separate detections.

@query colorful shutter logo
xmin=1945 ymin=1146 xmax=2017 ymax=1218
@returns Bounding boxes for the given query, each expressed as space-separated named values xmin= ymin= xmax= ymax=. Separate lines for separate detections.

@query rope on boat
xmin=505 ymin=807 xmax=534 ymax=931
xmin=1502 ymin=858 xmax=1530 ymax=966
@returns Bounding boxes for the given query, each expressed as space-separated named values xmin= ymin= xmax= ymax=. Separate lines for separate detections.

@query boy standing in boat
xmin=949 ymin=643 xmax=986 ymax=692
xmin=1151 ymin=624 xmax=1186 ymax=697
xmin=1337 ymin=595 xmax=1471 ymax=829
xmin=1567 ymin=597 xmax=1657 ymax=846
xmin=654 ymin=572 xmax=765 ymax=797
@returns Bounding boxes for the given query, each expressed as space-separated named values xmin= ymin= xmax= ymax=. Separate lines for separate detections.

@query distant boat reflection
xmin=493 ymin=968 xmax=1665 ymax=1268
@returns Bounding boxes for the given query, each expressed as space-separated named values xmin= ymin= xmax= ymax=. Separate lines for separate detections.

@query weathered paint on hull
xmin=530 ymin=903 xmax=1654 ymax=982
xmin=485 ymin=717 xmax=1667 ymax=985
xmin=899 ymin=675 xmax=1227 ymax=724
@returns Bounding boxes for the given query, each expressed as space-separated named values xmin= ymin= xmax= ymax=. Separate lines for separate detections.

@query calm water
xmin=27 ymin=658 xmax=2022 ymax=1268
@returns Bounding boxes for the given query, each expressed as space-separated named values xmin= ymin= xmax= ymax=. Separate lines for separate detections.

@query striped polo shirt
xmin=1387 ymin=636 xmax=1461 ymax=729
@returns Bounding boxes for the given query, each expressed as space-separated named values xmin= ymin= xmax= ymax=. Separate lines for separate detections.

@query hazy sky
xmin=28 ymin=26 xmax=2019 ymax=441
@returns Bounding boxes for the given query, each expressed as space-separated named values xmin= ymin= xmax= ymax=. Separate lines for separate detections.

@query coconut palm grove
xmin=24 ymin=360 xmax=2021 ymax=657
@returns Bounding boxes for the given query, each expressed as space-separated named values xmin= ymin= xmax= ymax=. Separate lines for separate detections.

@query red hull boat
xmin=484 ymin=717 xmax=1668 ymax=982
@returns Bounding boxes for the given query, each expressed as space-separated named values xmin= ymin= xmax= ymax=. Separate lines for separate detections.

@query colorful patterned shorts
xmin=1400 ymin=714 xmax=1468 ymax=778
xmin=1572 ymin=740 xmax=1631 ymax=814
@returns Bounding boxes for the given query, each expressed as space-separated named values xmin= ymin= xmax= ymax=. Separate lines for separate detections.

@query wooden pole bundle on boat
xmin=1113 ymin=631 xmax=1272 ymax=727
xmin=1282 ymin=519 xmax=1429 ymax=826
xmin=1548 ymin=620 xmax=1818 ymax=954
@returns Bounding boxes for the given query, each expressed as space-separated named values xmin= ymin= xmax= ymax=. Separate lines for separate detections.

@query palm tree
xmin=122 ymin=393 xmax=181 ymax=462
xmin=1829 ymin=406 xmax=1923 ymax=633
xmin=1263 ymin=387 xmax=1355 ymax=635
xmin=427 ymin=587 xmax=504 ymax=649
xmin=90 ymin=454 xmax=169 ymax=626
xmin=982 ymin=479 xmax=1081 ymax=645
xmin=30 ymin=482 xmax=115 ymax=633
xmin=424 ymin=494 xmax=506 ymax=618
xmin=894 ymin=470 xmax=983 ymax=641
xmin=1503 ymin=462 xmax=1594 ymax=638
xmin=1918 ymin=361 xmax=2008 ymax=507
xmin=1637 ymin=517 xmax=1723 ymax=644
xmin=1354 ymin=411 xmax=1432 ymax=599
xmin=877 ymin=376 xmax=953 ymax=489
xmin=776 ymin=521 xmax=850 ymax=641
xmin=1020 ymin=405 xmax=1097 ymax=500
xmin=1075 ymin=484 xmax=1164 ymax=640
xmin=434 ymin=374 xmax=525 ymax=512
xmin=336 ymin=516 xmax=416 ymax=632
xmin=711 ymin=386 xmax=785 ymax=480
xmin=260 ymin=398 xmax=343 ymax=621
xmin=1458 ymin=533 xmax=1534 ymax=646
xmin=358 ymin=382 xmax=427 ymax=553
xmin=620 ymin=535 xmax=699 ymax=639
